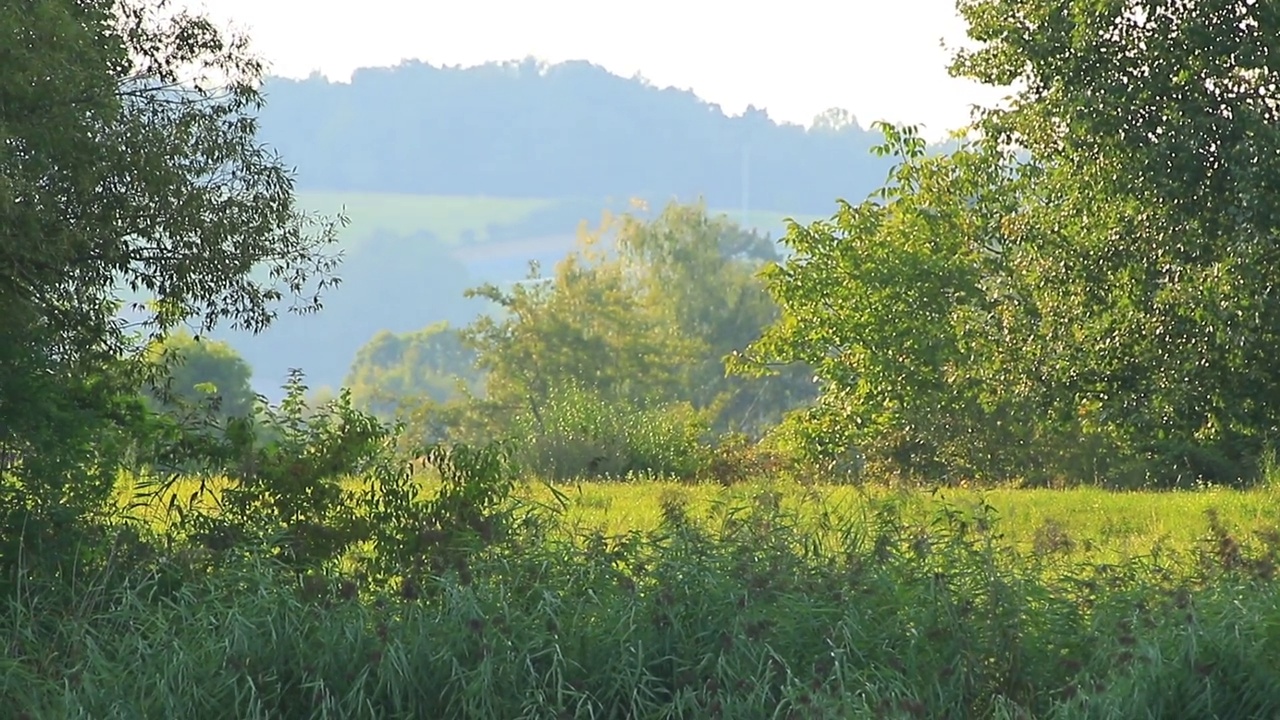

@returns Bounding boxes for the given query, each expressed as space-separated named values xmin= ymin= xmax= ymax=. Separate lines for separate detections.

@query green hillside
xmin=294 ymin=191 xmax=823 ymax=251
xmin=295 ymin=192 xmax=556 ymax=248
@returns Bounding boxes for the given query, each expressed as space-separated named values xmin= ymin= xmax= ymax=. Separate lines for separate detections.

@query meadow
xmin=36 ymin=472 xmax=1269 ymax=719
xmin=120 ymin=473 xmax=1280 ymax=562
xmin=294 ymin=190 xmax=821 ymax=251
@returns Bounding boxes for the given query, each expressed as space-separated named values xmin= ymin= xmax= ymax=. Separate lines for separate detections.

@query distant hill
xmin=258 ymin=58 xmax=898 ymax=215
xmin=211 ymin=58 xmax=922 ymax=396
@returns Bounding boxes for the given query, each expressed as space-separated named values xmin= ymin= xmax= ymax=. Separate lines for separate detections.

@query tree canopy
xmin=345 ymin=322 xmax=479 ymax=418
xmin=145 ymin=330 xmax=258 ymax=421
xmin=746 ymin=0 xmax=1280 ymax=486
xmin=0 ymin=0 xmax=342 ymax=575
xmin=338 ymin=201 xmax=810 ymax=477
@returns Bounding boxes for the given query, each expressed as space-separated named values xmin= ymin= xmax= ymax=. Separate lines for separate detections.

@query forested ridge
xmin=256 ymin=58 xmax=894 ymax=213
xmin=210 ymin=59 xmax=910 ymax=394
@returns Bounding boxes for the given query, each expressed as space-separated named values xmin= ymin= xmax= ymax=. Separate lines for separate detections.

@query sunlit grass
xmin=117 ymin=471 xmax=1280 ymax=567
xmin=19 ymin=473 xmax=1280 ymax=718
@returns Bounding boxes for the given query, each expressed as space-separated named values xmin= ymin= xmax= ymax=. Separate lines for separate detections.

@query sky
xmin=184 ymin=0 xmax=1008 ymax=140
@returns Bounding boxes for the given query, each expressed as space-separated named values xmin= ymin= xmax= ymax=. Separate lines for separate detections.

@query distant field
xmin=295 ymin=190 xmax=824 ymax=252
xmin=122 ymin=475 xmax=1280 ymax=565
xmin=296 ymin=192 xmax=559 ymax=248
xmin=522 ymin=481 xmax=1280 ymax=563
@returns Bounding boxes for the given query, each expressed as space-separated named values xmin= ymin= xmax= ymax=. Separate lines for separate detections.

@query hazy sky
xmin=185 ymin=0 xmax=1007 ymax=140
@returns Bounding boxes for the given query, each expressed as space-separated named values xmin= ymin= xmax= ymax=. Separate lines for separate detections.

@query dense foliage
xmin=746 ymin=0 xmax=1280 ymax=487
xmin=345 ymin=322 xmax=479 ymax=418
xmin=146 ymin=330 xmax=259 ymax=421
xmin=10 ymin=484 xmax=1280 ymax=718
xmin=370 ymin=202 xmax=815 ymax=478
xmin=0 ymin=0 xmax=342 ymax=583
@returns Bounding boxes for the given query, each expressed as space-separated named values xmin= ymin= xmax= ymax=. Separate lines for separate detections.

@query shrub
xmin=510 ymin=383 xmax=712 ymax=480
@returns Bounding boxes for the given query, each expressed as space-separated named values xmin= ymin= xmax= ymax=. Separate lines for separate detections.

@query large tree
xmin=952 ymin=0 xmax=1280 ymax=482
xmin=748 ymin=1 xmax=1280 ymax=485
xmin=345 ymin=322 xmax=479 ymax=418
xmin=464 ymin=201 xmax=810 ymax=436
xmin=146 ymin=330 xmax=258 ymax=421
xmin=0 ymin=0 xmax=342 ymax=574
xmin=456 ymin=201 xmax=812 ymax=477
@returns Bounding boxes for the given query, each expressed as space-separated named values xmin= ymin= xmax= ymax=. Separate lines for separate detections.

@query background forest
xmin=200 ymin=60 xmax=901 ymax=393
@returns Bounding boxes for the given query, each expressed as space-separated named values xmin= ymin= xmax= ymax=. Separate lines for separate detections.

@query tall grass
xmin=6 ymin=486 xmax=1280 ymax=718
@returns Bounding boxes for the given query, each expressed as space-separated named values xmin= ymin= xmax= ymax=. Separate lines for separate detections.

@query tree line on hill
xmin=256 ymin=58 xmax=896 ymax=214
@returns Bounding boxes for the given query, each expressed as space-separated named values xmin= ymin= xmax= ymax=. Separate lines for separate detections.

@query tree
xmin=465 ymin=201 xmax=813 ymax=433
xmin=345 ymin=322 xmax=479 ymax=418
xmin=811 ymin=108 xmax=861 ymax=134
xmin=748 ymin=1 xmax=1280 ymax=485
xmin=146 ymin=330 xmax=257 ymax=420
xmin=950 ymin=0 xmax=1280 ymax=483
xmin=0 ymin=0 xmax=343 ymax=579
xmin=740 ymin=125 xmax=1029 ymax=481
xmin=458 ymin=201 xmax=813 ymax=477
xmin=463 ymin=218 xmax=695 ymax=427
xmin=613 ymin=202 xmax=814 ymax=435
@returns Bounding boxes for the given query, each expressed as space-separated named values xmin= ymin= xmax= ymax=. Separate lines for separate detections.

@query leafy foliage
xmin=345 ymin=322 xmax=479 ymax=419
xmin=743 ymin=125 xmax=1031 ymax=482
xmin=509 ymin=382 xmax=711 ymax=480
xmin=748 ymin=1 xmax=1280 ymax=486
xmin=144 ymin=329 xmax=258 ymax=420
xmin=453 ymin=201 xmax=812 ymax=477
xmin=950 ymin=0 xmax=1280 ymax=484
xmin=13 ymin=2 xmax=1280 ymax=716
xmin=9 ymin=489 xmax=1280 ymax=718
xmin=0 ymin=0 xmax=342 ymax=585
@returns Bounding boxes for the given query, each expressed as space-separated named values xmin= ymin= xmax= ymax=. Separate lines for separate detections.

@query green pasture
xmin=120 ymin=473 xmax=1280 ymax=567
xmin=296 ymin=192 xmax=558 ymax=248
xmin=294 ymin=191 xmax=822 ymax=251
xmin=536 ymin=481 xmax=1280 ymax=560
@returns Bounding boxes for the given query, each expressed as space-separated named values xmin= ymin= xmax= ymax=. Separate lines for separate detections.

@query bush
xmin=697 ymin=432 xmax=797 ymax=485
xmin=510 ymin=383 xmax=712 ymax=480
xmin=143 ymin=370 xmax=521 ymax=590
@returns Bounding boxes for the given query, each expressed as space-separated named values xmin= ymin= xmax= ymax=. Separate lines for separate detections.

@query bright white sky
xmin=184 ymin=0 xmax=1007 ymax=140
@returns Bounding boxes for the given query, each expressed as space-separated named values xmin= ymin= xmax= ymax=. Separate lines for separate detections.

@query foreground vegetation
xmin=13 ymin=474 xmax=1280 ymax=719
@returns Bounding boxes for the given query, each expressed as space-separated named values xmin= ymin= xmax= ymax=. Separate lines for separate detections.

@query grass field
xmin=122 ymin=474 xmax=1280 ymax=567
xmin=536 ymin=481 xmax=1280 ymax=559
xmin=296 ymin=192 xmax=560 ymax=248
xmin=294 ymin=190 xmax=823 ymax=251
xmin=15 ymin=474 xmax=1280 ymax=717
xmin=27 ymin=474 xmax=1280 ymax=718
